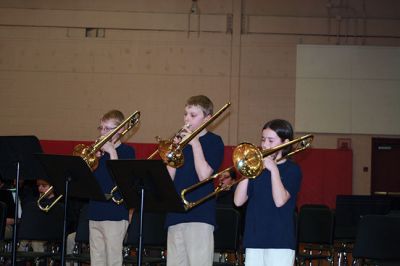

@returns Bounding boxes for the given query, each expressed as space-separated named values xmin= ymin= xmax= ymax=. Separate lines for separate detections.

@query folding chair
xmin=352 ymin=215 xmax=400 ymax=266
xmin=334 ymin=195 xmax=391 ymax=265
xmin=213 ymin=206 xmax=241 ymax=266
xmin=296 ymin=205 xmax=335 ymax=266
xmin=123 ymin=212 xmax=167 ymax=266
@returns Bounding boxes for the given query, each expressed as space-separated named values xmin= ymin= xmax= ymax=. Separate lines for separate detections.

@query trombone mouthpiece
xmin=177 ymin=124 xmax=190 ymax=137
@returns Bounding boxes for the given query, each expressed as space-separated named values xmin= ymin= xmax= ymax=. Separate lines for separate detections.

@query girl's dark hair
xmin=262 ymin=119 xmax=294 ymax=157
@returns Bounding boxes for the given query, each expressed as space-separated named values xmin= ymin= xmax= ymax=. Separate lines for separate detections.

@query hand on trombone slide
xmin=262 ymin=155 xmax=279 ymax=173
xmin=98 ymin=140 xmax=117 ymax=158
xmin=172 ymin=123 xmax=191 ymax=143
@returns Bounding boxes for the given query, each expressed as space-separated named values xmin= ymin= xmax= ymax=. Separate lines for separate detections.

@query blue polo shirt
xmin=88 ymin=144 xmax=135 ymax=221
xmin=165 ymin=131 xmax=224 ymax=227
xmin=243 ymin=160 xmax=302 ymax=249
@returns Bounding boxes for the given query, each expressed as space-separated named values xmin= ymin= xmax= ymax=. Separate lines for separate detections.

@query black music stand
xmin=0 ymin=136 xmax=45 ymax=266
xmin=106 ymin=160 xmax=184 ymax=266
xmin=35 ymin=154 xmax=106 ymax=266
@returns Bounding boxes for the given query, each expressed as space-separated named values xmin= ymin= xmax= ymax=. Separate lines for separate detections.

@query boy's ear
xmin=204 ymin=114 xmax=212 ymax=122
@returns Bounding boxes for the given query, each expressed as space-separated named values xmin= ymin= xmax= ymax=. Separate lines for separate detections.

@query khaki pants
xmin=66 ymin=232 xmax=78 ymax=266
xmin=167 ymin=222 xmax=214 ymax=266
xmin=18 ymin=240 xmax=46 ymax=252
xmin=89 ymin=220 xmax=128 ymax=266
xmin=4 ymin=224 xmax=15 ymax=240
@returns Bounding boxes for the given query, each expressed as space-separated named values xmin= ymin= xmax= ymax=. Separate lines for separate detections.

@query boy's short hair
xmin=186 ymin=95 xmax=214 ymax=116
xmin=101 ymin=110 xmax=125 ymax=124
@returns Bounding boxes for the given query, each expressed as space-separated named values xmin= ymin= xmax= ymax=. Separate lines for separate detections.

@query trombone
xmin=73 ymin=111 xmax=141 ymax=205
xmin=37 ymin=186 xmax=63 ymax=213
xmin=147 ymin=102 xmax=231 ymax=168
xmin=181 ymin=134 xmax=314 ymax=210
xmin=37 ymin=111 xmax=140 ymax=211
xmin=73 ymin=111 xmax=141 ymax=171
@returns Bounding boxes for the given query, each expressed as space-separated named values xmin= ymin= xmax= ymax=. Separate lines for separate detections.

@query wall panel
xmin=1 ymin=0 xmax=400 ymax=196
xmin=0 ymin=29 xmax=234 ymax=143
xmin=296 ymin=44 xmax=400 ymax=135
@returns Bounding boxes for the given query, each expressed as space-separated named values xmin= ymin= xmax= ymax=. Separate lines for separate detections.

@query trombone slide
xmin=181 ymin=134 xmax=314 ymax=211
xmin=37 ymin=186 xmax=63 ymax=212
xmin=180 ymin=167 xmax=236 ymax=210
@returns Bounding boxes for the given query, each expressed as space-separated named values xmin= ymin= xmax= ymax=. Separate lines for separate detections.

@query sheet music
xmin=11 ymin=190 xmax=22 ymax=219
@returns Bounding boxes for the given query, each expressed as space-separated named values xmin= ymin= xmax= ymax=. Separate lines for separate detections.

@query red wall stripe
xmin=39 ymin=140 xmax=352 ymax=209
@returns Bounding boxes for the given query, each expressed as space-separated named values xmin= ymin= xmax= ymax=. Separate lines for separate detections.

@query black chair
xmin=123 ymin=212 xmax=167 ymax=266
xmin=296 ymin=205 xmax=335 ymax=266
xmin=335 ymin=195 xmax=391 ymax=242
xmin=334 ymin=195 xmax=392 ymax=265
xmin=387 ymin=210 xmax=400 ymax=217
xmin=352 ymin=215 xmax=400 ymax=266
xmin=213 ymin=206 xmax=241 ymax=266
xmin=300 ymin=204 xmax=330 ymax=210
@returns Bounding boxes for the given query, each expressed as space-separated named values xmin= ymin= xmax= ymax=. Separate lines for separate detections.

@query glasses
xmin=97 ymin=126 xmax=117 ymax=132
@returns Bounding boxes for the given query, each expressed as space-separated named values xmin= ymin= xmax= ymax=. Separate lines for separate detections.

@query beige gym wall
xmin=1 ymin=0 xmax=399 ymax=195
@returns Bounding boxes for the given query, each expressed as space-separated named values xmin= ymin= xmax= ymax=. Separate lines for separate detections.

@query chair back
xmin=297 ymin=205 xmax=334 ymax=245
xmin=335 ymin=195 xmax=391 ymax=241
xmin=18 ymin=201 xmax=64 ymax=241
xmin=214 ymin=206 xmax=241 ymax=252
xmin=74 ymin=204 xmax=89 ymax=243
xmin=352 ymin=215 xmax=400 ymax=261
xmin=0 ymin=189 xmax=15 ymax=219
xmin=300 ymin=204 xmax=329 ymax=210
xmin=125 ymin=212 xmax=167 ymax=248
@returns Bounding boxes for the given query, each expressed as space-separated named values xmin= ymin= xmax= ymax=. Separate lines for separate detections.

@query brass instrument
xmin=146 ymin=123 xmax=190 ymax=160
xmin=73 ymin=111 xmax=141 ymax=205
xmin=37 ymin=186 xmax=64 ymax=213
xmin=109 ymin=185 xmax=124 ymax=205
xmin=148 ymin=102 xmax=231 ymax=168
xmin=181 ymin=134 xmax=314 ymax=210
xmin=37 ymin=111 xmax=140 ymax=211
xmin=73 ymin=111 xmax=141 ymax=171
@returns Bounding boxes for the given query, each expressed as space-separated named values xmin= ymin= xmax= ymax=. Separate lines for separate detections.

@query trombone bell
xmin=157 ymin=140 xmax=184 ymax=168
xmin=152 ymin=102 xmax=231 ymax=168
xmin=73 ymin=144 xmax=99 ymax=170
xmin=233 ymin=143 xmax=264 ymax=179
